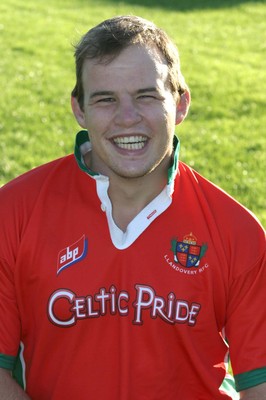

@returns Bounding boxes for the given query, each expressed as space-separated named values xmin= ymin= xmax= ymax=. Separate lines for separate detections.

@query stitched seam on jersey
xmin=12 ymin=342 xmax=26 ymax=390
xmin=234 ymin=366 xmax=266 ymax=391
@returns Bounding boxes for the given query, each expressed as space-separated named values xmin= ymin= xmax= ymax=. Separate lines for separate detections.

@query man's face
xmin=76 ymin=45 xmax=179 ymax=180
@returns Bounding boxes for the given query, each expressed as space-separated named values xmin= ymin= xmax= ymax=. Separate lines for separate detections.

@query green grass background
xmin=0 ymin=0 xmax=265 ymax=226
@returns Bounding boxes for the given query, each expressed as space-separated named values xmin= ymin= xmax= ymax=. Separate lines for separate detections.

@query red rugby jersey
xmin=0 ymin=131 xmax=265 ymax=399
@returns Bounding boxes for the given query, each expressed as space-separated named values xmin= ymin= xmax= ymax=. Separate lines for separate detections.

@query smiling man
xmin=71 ymin=42 xmax=189 ymax=230
xmin=0 ymin=15 xmax=265 ymax=400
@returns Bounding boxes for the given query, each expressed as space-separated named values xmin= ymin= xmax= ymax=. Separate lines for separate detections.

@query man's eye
xmin=97 ymin=98 xmax=115 ymax=103
xmin=137 ymin=95 xmax=157 ymax=100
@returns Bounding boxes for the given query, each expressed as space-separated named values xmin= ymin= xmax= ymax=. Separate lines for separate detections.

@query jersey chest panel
xmin=15 ymin=179 xmax=231 ymax=399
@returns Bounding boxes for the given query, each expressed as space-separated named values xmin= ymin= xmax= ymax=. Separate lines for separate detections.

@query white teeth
xmin=113 ymin=136 xmax=147 ymax=150
xmin=117 ymin=142 xmax=145 ymax=150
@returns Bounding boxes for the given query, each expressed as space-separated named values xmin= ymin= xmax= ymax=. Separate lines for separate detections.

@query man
xmin=0 ymin=15 xmax=265 ymax=400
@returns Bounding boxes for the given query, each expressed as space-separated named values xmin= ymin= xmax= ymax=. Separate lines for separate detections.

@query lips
xmin=113 ymin=136 xmax=148 ymax=150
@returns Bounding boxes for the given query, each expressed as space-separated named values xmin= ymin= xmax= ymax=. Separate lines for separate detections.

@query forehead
xmin=82 ymin=45 xmax=169 ymax=91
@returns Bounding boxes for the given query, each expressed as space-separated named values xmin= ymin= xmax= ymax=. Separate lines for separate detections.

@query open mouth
xmin=113 ymin=136 xmax=148 ymax=150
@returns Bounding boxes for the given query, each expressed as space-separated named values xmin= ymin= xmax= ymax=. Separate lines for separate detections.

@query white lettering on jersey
xmin=48 ymin=289 xmax=76 ymax=327
xmin=47 ymin=284 xmax=201 ymax=328
xmin=48 ymin=286 xmax=130 ymax=327
xmin=60 ymin=246 xmax=79 ymax=264
xmin=133 ymin=285 xmax=201 ymax=326
xmin=133 ymin=285 xmax=173 ymax=324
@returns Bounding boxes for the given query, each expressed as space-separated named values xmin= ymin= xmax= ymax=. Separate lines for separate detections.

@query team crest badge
xmin=171 ymin=232 xmax=207 ymax=268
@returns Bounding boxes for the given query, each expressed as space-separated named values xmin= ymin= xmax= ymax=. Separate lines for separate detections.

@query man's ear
xmin=71 ymin=96 xmax=86 ymax=128
xmin=175 ymin=90 xmax=191 ymax=126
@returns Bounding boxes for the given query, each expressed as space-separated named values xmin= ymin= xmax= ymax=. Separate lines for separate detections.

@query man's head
xmin=72 ymin=15 xmax=188 ymax=110
xmin=71 ymin=16 xmax=191 ymax=182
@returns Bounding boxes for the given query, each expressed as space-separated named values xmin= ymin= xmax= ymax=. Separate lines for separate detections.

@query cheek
xmin=158 ymin=109 xmax=176 ymax=133
xmin=155 ymin=99 xmax=176 ymax=125
xmin=84 ymin=113 xmax=101 ymax=134
xmin=165 ymin=104 xmax=178 ymax=130
xmin=85 ymin=109 xmax=112 ymax=133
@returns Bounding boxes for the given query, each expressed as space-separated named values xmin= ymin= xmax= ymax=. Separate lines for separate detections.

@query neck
xmin=108 ymin=169 xmax=168 ymax=232
xmin=83 ymin=151 xmax=170 ymax=231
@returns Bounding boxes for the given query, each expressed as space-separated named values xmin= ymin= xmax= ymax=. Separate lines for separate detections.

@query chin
xmin=114 ymin=165 xmax=157 ymax=180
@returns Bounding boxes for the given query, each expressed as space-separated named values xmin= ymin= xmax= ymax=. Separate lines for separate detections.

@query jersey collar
xmin=74 ymin=129 xmax=180 ymax=185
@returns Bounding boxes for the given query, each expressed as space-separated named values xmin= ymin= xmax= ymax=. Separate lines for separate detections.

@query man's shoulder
xmin=0 ymin=154 xmax=78 ymax=209
xmin=177 ymin=161 xmax=264 ymax=236
xmin=1 ymin=154 xmax=74 ymax=193
xmin=178 ymin=161 xmax=254 ymax=212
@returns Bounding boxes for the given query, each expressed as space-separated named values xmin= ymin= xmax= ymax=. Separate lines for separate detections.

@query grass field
xmin=0 ymin=0 xmax=265 ymax=226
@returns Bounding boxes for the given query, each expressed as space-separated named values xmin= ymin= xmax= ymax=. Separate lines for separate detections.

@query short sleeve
xmin=225 ymin=241 xmax=266 ymax=391
xmin=0 ymin=256 xmax=21 ymax=368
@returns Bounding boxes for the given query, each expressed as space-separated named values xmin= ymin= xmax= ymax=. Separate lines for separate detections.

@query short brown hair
xmin=72 ymin=15 xmax=188 ymax=109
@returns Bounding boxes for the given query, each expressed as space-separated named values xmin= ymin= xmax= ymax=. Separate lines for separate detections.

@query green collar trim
xmin=74 ymin=130 xmax=98 ymax=176
xmin=169 ymin=135 xmax=180 ymax=183
xmin=74 ymin=130 xmax=180 ymax=183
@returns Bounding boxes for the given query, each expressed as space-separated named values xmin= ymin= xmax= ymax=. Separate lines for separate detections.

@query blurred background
xmin=0 ymin=0 xmax=265 ymax=225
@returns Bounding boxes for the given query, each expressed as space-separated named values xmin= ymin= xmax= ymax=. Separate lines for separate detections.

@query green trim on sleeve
xmin=12 ymin=351 xmax=24 ymax=389
xmin=0 ymin=353 xmax=16 ymax=370
xmin=0 ymin=350 xmax=25 ymax=389
xmin=234 ymin=367 xmax=266 ymax=392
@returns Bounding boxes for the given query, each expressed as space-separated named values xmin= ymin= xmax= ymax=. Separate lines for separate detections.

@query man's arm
xmin=0 ymin=368 xmax=30 ymax=400
xmin=240 ymin=383 xmax=266 ymax=400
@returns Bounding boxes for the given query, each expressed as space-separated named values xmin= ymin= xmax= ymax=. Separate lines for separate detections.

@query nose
xmin=114 ymin=98 xmax=142 ymax=127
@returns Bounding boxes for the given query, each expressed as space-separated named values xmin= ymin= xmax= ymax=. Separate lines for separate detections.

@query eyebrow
xmin=89 ymin=87 xmax=159 ymax=100
xmin=137 ymin=87 xmax=158 ymax=94
xmin=89 ymin=91 xmax=114 ymax=99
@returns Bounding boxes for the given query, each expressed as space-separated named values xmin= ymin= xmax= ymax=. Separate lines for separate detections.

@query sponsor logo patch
xmin=57 ymin=235 xmax=88 ymax=275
